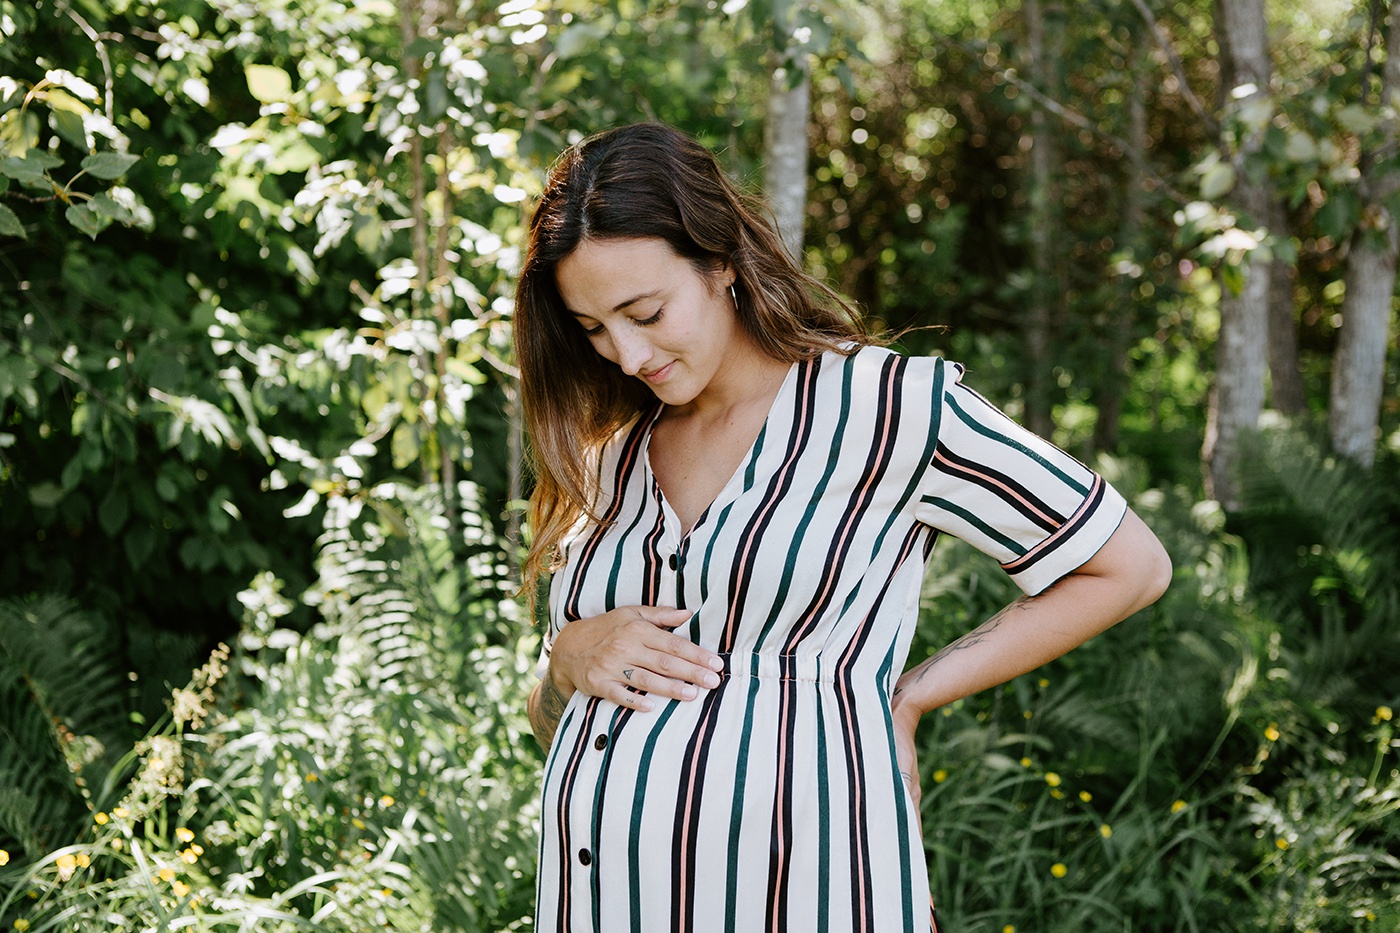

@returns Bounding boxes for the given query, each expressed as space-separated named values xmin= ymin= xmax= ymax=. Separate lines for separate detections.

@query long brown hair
xmin=515 ymin=122 xmax=872 ymax=607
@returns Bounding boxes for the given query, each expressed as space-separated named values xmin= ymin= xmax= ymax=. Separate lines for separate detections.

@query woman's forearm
xmin=893 ymin=509 xmax=1171 ymax=720
xmin=528 ymin=667 xmax=573 ymax=751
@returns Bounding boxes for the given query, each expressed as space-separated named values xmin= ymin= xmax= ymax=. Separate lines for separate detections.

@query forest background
xmin=1 ymin=0 xmax=1398 ymax=930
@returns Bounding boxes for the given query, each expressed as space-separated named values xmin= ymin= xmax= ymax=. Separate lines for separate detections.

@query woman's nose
xmin=611 ymin=330 xmax=653 ymax=376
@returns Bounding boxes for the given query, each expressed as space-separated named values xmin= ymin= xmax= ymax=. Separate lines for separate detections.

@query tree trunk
xmin=1095 ymin=27 xmax=1149 ymax=455
xmin=1205 ymin=0 xmax=1272 ymax=510
xmin=764 ymin=0 xmax=810 ymax=261
xmin=1264 ymin=200 xmax=1306 ymax=416
xmin=1023 ymin=0 xmax=1060 ymax=438
xmin=1329 ymin=3 xmax=1400 ymax=468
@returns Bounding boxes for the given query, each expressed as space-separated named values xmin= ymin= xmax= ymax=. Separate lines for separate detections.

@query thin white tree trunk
xmin=1024 ymin=0 xmax=1059 ymax=438
xmin=764 ymin=0 xmax=810 ymax=260
xmin=1205 ymin=0 xmax=1272 ymax=510
xmin=1329 ymin=4 xmax=1400 ymax=468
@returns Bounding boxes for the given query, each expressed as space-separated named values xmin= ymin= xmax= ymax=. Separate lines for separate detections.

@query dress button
xmin=578 ymin=848 xmax=593 ymax=866
xmin=594 ymin=734 xmax=608 ymax=750
xmin=668 ymin=553 xmax=679 ymax=570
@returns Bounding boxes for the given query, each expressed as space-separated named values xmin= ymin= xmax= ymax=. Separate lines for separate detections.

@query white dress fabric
xmin=535 ymin=346 xmax=1127 ymax=933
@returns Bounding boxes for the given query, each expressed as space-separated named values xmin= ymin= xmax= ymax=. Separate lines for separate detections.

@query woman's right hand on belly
xmin=549 ymin=606 xmax=725 ymax=712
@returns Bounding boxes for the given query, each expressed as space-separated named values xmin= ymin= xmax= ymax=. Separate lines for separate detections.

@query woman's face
xmin=554 ymin=237 xmax=745 ymax=409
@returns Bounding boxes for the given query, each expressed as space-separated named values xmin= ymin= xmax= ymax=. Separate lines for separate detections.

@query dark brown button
xmin=668 ymin=553 xmax=679 ymax=570
xmin=578 ymin=848 xmax=592 ymax=865
xmin=594 ymin=734 xmax=607 ymax=750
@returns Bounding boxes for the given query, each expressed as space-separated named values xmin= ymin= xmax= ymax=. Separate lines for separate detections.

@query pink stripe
xmin=933 ymin=448 xmax=1062 ymax=529
xmin=1001 ymin=474 xmax=1102 ymax=571
xmin=787 ymin=361 xmax=899 ymax=649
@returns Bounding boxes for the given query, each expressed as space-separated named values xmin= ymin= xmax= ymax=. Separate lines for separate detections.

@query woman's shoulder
xmin=819 ymin=343 xmax=966 ymax=389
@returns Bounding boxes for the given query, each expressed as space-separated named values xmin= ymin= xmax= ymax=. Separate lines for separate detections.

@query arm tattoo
xmin=528 ymin=669 xmax=571 ymax=751
xmin=893 ymin=595 xmax=1033 ymax=699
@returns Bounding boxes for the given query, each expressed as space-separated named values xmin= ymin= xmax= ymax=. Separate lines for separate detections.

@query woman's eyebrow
xmin=567 ymin=289 xmax=665 ymax=317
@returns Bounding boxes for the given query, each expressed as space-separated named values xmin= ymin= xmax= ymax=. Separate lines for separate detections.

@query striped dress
xmin=536 ymin=346 xmax=1127 ymax=933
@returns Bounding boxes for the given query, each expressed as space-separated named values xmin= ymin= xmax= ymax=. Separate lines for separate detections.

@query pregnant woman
xmin=514 ymin=122 xmax=1171 ymax=933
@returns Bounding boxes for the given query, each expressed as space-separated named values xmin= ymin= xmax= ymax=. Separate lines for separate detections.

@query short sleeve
xmin=912 ymin=361 xmax=1127 ymax=596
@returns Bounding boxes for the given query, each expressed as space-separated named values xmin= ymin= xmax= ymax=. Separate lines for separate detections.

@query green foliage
xmin=909 ymin=436 xmax=1400 ymax=931
xmin=0 ymin=481 xmax=539 ymax=931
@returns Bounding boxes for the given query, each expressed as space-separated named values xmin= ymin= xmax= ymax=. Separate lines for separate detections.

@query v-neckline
xmin=643 ymin=360 xmax=800 ymax=542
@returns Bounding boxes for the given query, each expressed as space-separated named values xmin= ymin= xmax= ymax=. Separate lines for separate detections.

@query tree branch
xmin=1128 ymin=0 xmax=1218 ymax=135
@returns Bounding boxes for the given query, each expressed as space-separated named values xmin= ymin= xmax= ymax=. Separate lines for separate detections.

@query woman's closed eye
xmin=582 ymin=308 xmax=664 ymax=338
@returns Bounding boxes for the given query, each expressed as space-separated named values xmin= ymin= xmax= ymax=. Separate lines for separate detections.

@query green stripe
xmin=816 ymin=689 xmax=830 ymax=933
xmin=723 ymin=675 xmax=764 ymax=933
xmin=919 ymin=495 xmax=1026 ymax=556
xmin=628 ymin=701 xmax=682 ymax=932
xmin=946 ymin=392 xmax=1087 ymax=495
xmin=874 ymin=533 xmax=921 ymax=933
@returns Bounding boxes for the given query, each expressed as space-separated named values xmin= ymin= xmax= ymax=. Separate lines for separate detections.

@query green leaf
xmin=65 ymin=201 xmax=110 ymax=239
xmin=124 ymin=523 xmax=156 ymax=570
xmin=246 ymin=64 xmax=293 ymax=103
xmin=28 ymin=482 xmax=64 ymax=509
xmin=0 ymin=202 xmax=24 ymax=239
xmin=98 ymin=489 xmax=129 ymax=536
xmin=49 ymin=107 xmax=87 ymax=148
xmin=1 ymin=154 xmax=55 ymax=190
xmin=392 ymin=422 xmax=420 ymax=469
xmin=80 ymin=152 xmax=139 ymax=180
xmin=1200 ymin=162 xmax=1236 ymax=201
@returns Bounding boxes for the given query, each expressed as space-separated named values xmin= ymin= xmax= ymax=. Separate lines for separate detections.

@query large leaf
xmin=0 ymin=202 xmax=24 ymax=239
xmin=245 ymin=64 xmax=293 ymax=103
xmin=80 ymin=152 xmax=139 ymax=180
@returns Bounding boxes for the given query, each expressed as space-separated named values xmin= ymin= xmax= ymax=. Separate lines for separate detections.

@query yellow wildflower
xmin=180 ymin=848 xmax=198 ymax=864
xmin=75 ymin=853 xmax=90 ymax=868
xmin=0 ymin=850 xmax=8 ymax=866
xmin=1079 ymin=790 xmax=1092 ymax=803
xmin=1276 ymin=838 xmax=1289 ymax=850
xmin=176 ymin=827 xmax=195 ymax=843
xmin=94 ymin=812 xmax=109 ymax=825
xmin=1023 ymin=710 xmax=1033 ymax=720
xmin=158 ymin=868 xmax=176 ymax=882
xmin=113 ymin=807 xmax=129 ymax=819
xmin=55 ymin=854 xmax=77 ymax=878
xmin=1038 ymin=678 xmax=1049 ymax=688
xmin=933 ymin=769 xmax=948 ymax=784
xmin=352 ymin=818 xmax=366 ymax=830
xmin=1171 ymin=800 xmax=1187 ymax=814
xmin=16 ymin=919 xmax=31 ymax=931
xmin=1050 ymin=863 xmax=1068 ymax=878
xmin=380 ymin=795 xmax=395 ymax=807
xmin=111 ymin=839 xmax=123 ymax=851
xmin=1019 ymin=757 xmax=1031 ymax=768
xmin=1377 ymin=706 xmax=1394 ymax=723
xmin=191 ymin=844 xmax=204 ymax=856
xmin=172 ymin=880 xmax=190 ymax=898
xmin=306 ymin=772 xmax=318 ymax=782
xmin=1264 ymin=724 xmax=1280 ymax=742
xmin=1004 ymin=926 xmax=1017 ymax=933
xmin=1366 ymin=910 xmax=1376 ymax=921
xmin=1044 ymin=772 xmax=1062 ymax=787
xmin=1050 ymin=789 xmax=1064 ymax=799
xmin=1100 ymin=824 xmax=1113 ymax=839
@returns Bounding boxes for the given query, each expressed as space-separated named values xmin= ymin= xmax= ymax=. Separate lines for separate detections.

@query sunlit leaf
xmin=245 ymin=64 xmax=293 ymax=103
xmin=1200 ymin=162 xmax=1236 ymax=201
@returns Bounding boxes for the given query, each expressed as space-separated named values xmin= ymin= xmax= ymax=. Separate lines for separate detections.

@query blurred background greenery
xmin=0 ymin=0 xmax=1397 ymax=930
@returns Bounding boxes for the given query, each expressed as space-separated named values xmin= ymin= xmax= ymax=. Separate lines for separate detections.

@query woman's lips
xmin=642 ymin=361 xmax=675 ymax=383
